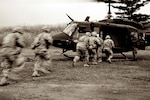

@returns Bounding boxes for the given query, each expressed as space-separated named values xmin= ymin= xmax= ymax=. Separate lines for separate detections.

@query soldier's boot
xmin=132 ymin=48 xmax=138 ymax=61
xmin=72 ymin=61 xmax=76 ymax=67
xmin=84 ymin=64 xmax=89 ymax=67
xmin=98 ymin=59 xmax=102 ymax=63
xmin=133 ymin=54 xmax=137 ymax=61
xmin=0 ymin=77 xmax=9 ymax=86
xmin=92 ymin=61 xmax=98 ymax=65
xmin=72 ymin=56 xmax=80 ymax=67
xmin=92 ymin=54 xmax=98 ymax=65
xmin=39 ymin=67 xmax=50 ymax=74
xmin=107 ymin=58 xmax=112 ymax=64
xmin=32 ymin=71 xmax=40 ymax=77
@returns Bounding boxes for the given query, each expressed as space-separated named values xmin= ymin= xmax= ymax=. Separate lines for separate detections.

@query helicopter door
xmin=100 ymin=26 xmax=130 ymax=52
xmin=63 ymin=22 xmax=78 ymax=37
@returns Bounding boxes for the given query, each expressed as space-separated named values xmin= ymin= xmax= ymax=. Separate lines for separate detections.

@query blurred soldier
xmin=0 ymin=27 xmax=25 ymax=86
xmin=96 ymin=34 xmax=103 ymax=63
xmin=131 ymin=32 xmax=138 ymax=61
xmin=103 ymin=35 xmax=115 ymax=63
xmin=73 ymin=32 xmax=91 ymax=67
xmin=88 ymin=31 xmax=101 ymax=65
xmin=31 ymin=26 xmax=53 ymax=77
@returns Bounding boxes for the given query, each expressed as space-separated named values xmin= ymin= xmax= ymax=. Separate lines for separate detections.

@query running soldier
xmin=31 ymin=26 xmax=53 ymax=77
xmin=0 ymin=27 xmax=25 ymax=86
xmin=130 ymin=32 xmax=138 ymax=61
xmin=96 ymin=33 xmax=103 ymax=63
xmin=103 ymin=35 xmax=115 ymax=63
xmin=88 ymin=31 xmax=101 ymax=65
xmin=73 ymin=32 xmax=91 ymax=67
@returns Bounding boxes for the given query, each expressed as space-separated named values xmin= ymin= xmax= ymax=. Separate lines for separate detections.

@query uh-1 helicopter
xmin=52 ymin=13 xmax=150 ymax=59
xmin=52 ymin=0 xmax=150 ymax=59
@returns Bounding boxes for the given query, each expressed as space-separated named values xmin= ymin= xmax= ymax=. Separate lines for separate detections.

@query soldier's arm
xmin=100 ymin=38 xmax=104 ymax=44
xmin=47 ymin=35 xmax=53 ymax=45
xmin=45 ymin=34 xmax=53 ymax=45
xmin=16 ymin=34 xmax=25 ymax=48
xmin=43 ymin=34 xmax=53 ymax=49
xmin=96 ymin=38 xmax=101 ymax=46
xmin=31 ymin=36 xmax=40 ymax=49
xmin=111 ymin=40 xmax=115 ymax=48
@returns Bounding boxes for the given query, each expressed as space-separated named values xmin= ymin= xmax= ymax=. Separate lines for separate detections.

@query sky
xmin=0 ymin=0 xmax=150 ymax=27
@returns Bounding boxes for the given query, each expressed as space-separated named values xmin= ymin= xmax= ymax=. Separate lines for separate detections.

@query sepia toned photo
xmin=0 ymin=0 xmax=150 ymax=100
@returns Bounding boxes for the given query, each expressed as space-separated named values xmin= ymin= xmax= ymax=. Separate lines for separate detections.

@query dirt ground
xmin=0 ymin=47 xmax=150 ymax=100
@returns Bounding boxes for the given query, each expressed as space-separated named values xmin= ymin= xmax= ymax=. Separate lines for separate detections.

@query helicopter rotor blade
xmin=85 ymin=16 xmax=90 ymax=21
xmin=66 ymin=13 xmax=74 ymax=22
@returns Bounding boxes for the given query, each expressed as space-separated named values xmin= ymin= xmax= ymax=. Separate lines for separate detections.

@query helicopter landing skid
xmin=121 ymin=52 xmax=128 ymax=60
xmin=63 ymin=54 xmax=72 ymax=58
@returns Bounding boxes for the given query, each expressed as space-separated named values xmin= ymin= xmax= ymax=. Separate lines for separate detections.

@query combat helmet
xmin=42 ymin=26 xmax=50 ymax=32
xmin=12 ymin=27 xmax=23 ymax=34
xmin=91 ymin=31 xmax=97 ymax=37
xmin=105 ymin=35 xmax=111 ymax=39
xmin=85 ymin=32 xmax=91 ymax=37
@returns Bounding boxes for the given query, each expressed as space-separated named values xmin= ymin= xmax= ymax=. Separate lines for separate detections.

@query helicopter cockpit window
xmin=63 ymin=23 xmax=78 ymax=36
xmin=78 ymin=27 xmax=86 ymax=33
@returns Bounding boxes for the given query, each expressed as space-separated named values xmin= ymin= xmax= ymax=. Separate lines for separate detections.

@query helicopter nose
xmin=52 ymin=32 xmax=71 ymax=41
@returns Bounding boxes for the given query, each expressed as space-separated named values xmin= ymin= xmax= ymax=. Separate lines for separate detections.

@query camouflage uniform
xmin=131 ymin=32 xmax=138 ymax=60
xmin=31 ymin=26 xmax=53 ymax=77
xmin=96 ymin=34 xmax=103 ymax=63
xmin=0 ymin=27 xmax=25 ymax=86
xmin=88 ymin=31 xmax=101 ymax=65
xmin=103 ymin=35 xmax=115 ymax=63
xmin=73 ymin=32 xmax=91 ymax=67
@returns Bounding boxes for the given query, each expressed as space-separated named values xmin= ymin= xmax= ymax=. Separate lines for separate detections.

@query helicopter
xmin=52 ymin=14 xmax=150 ymax=59
xmin=51 ymin=0 xmax=150 ymax=59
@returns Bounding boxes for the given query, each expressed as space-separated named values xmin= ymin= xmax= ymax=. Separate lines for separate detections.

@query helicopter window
xmin=78 ymin=27 xmax=86 ymax=33
xmin=63 ymin=23 xmax=78 ymax=36
xmin=93 ymin=27 xmax=100 ymax=36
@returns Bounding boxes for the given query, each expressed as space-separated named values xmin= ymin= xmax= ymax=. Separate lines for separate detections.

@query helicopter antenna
xmin=85 ymin=16 xmax=90 ymax=22
xmin=66 ymin=13 xmax=74 ymax=21
xmin=107 ymin=0 xmax=112 ymax=19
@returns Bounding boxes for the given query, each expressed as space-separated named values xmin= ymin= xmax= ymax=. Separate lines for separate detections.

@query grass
xmin=0 ymin=24 xmax=65 ymax=48
xmin=0 ymin=48 xmax=150 ymax=100
xmin=0 ymin=24 xmax=150 ymax=99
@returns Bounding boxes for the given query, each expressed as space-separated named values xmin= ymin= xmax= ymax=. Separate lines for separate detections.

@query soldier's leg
xmin=83 ymin=50 xmax=90 ymax=67
xmin=32 ymin=57 xmax=41 ymax=77
xmin=73 ymin=56 xmax=80 ymax=67
xmin=104 ymin=49 xmax=109 ymax=60
xmin=42 ymin=50 xmax=52 ymax=72
xmin=0 ymin=59 xmax=11 ymax=86
xmin=107 ymin=49 xmax=113 ymax=63
xmin=6 ymin=55 xmax=26 ymax=81
xmin=43 ymin=59 xmax=52 ymax=72
xmin=97 ymin=47 xmax=103 ymax=63
xmin=91 ymin=49 xmax=98 ymax=65
xmin=132 ymin=47 xmax=138 ymax=60
xmin=0 ymin=69 xmax=10 ymax=86
xmin=12 ymin=55 xmax=25 ymax=72
xmin=32 ymin=58 xmax=50 ymax=77
xmin=37 ymin=60 xmax=50 ymax=74
xmin=72 ymin=49 xmax=81 ymax=67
